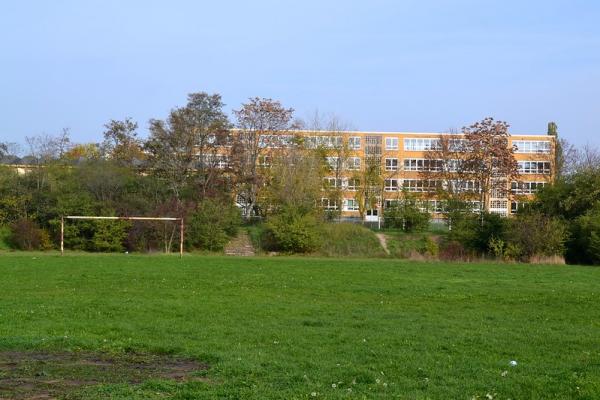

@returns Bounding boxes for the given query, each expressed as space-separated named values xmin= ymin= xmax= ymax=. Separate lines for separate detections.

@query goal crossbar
xmin=60 ymin=216 xmax=184 ymax=257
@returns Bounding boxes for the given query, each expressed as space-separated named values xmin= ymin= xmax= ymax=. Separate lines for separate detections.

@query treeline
xmin=0 ymin=91 xmax=599 ymax=264
xmin=0 ymin=93 xmax=346 ymax=254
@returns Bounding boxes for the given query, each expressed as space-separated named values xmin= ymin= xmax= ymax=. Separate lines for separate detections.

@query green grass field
xmin=0 ymin=254 xmax=599 ymax=399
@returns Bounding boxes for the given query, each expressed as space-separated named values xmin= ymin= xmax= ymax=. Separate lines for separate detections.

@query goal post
xmin=60 ymin=216 xmax=184 ymax=257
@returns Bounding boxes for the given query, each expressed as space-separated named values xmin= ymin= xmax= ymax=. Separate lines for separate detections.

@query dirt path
xmin=375 ymin=233 xmax=390 ymax=255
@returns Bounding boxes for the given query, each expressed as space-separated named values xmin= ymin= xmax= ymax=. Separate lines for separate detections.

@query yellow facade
xmin=285 ymin=130 xmax=556 ymax=220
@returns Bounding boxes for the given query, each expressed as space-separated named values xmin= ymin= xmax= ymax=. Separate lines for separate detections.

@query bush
xmin=0 ymin=225 xmax=11 ymax=250
xmin=449 ymin=213 xmax=508 ymax=256
xmin=384 ymin=201 xmax=430 ymax=232
xmin=506 ymin=212 xmax=567 ymax=261
xmin=90 ymin=220 xmax=130 ymax=252
xmin=263 ymin=207 xmax=321 ymax=253
xmin=8 ymin=218 xmax=52 ymax=251
xmin=186 ymin=199 xmax=241 ymax=252
xmin=567 ymin=208 xmax=600 ymax=264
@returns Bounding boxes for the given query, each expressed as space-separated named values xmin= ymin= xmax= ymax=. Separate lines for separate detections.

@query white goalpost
xmin=60 ymin=216 xmax=184 ymax=257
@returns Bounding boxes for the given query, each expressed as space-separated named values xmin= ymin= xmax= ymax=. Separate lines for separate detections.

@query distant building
xmin=229 ymin=130 xmax=555 ymax=222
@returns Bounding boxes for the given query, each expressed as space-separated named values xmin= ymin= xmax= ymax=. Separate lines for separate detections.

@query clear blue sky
xmin=1 ymin=0 xmax=599 ymax=148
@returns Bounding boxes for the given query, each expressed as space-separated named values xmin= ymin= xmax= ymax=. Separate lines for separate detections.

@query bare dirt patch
xmin=0 ymin=350 xmax=209 ymax=399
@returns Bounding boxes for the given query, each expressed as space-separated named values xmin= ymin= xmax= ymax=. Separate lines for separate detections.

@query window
xmin=449 ymin=139 xmax=468 ymax=151
xmin=343 ymin=199 xmax=359 ymax=211
xmin=402 ymin=179 xmax=441 ymax=192
xmin=404 ymin=138 xmax=441 ymax=151
xmin=348 ymin=137 xmax=361 ymax=150
xmin=384 ymin=199 xmax=400 ymax=209
xmin=385 ymin=158 xmax=398 ymax=171
xmin=384 ymin=179 xmax=400 ymax=191
xmin=305 ymin=136 xmax=343 ymax=149
xmin=511 ymin=201 xmax=529 ymax=214
xmin=403 ymin=159 xmax=443 ymax=172
xmin=490 ymin=200 xmax=507 ymax=209
xmin=346 ymin=178 xmax=359 ymax=191
xmin=385 ymin=137 xmax=399 ymax=150
xmin=511 ymin=181 xmax=545 ymax=194
xmin=257 ymin=155 xmax=270 ymax=168
xmin=323 ymin=177 xmax=343 ymax=189
xmin=346 ymin=157 xmax=361 ymax=170
xmin=449 ymin=180 xmax=481 ymax=193
xmin=490 ymin=200 xmax=508 ymax=216
xmin=517 ymin=161 xmax=551 ymax=174
xmin=200 ymin=154 xmax=229 ymax=169
xmin=513 ymin=140 xmax=551 ymax=154
xmin=321 ymin=198 xmax=338 ymax=210
xmin=258 ymin=134 xmax=293 ymax=148
xmin=325 ymin=156 xmax=340 ymax=169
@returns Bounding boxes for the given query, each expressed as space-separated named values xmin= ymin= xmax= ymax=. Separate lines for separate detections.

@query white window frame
xmin=385 ymin=137 xmax=399 ymax=150
xmin=384 ymin=179 xmax=400 ymax=191
xmin=346 ymin=157 xmax=361 ymax=170
xmin=348 ymin=136 xmax=361 ymax=150
xmin=385 ymin=158 xmax=398 ymax=171
xmin=343 ymin=198 xmax=359 ymax=211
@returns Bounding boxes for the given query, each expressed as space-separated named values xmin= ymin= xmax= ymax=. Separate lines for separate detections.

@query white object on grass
xmin=509 ymin=360 xmax=518 ymax=366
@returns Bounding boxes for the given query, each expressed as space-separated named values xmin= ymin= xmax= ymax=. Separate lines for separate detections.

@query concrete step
xmin=224 ymin=232 xmax=256 ymax=256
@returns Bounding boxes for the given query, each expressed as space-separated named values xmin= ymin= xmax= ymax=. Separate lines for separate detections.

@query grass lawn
xmin=0 ymin=253 xmax=599 ymax=399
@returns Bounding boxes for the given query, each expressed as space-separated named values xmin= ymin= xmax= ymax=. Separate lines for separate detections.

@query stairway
xmin=224 ymin=232 xmax=256 ymax=256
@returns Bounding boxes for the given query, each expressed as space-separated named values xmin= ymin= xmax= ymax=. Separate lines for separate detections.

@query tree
xmin=421 ymin=133 xmax=480 ymax=229
xmin=263 ymin=205 xmax=321 ymax=253
xmin=0 ymin=142 xmax=7 ymax=160
xmin=231 ymin=97 xmax=295 ymax=218
xmin=462 ymin=118 xmax=519 ymax=216
xmin=262 ymin=136 xmax=324 ymax=217
xmin=506 ymin=212 xmax=567 ymax=261
xmin=25 ymin=130 xmax=71 ymax=190
xmin=186 ymin=198 xmax=241 ymax=251
xmin=355 ymin=153 xmax=382 ymax=220
xmin=145 ymin=92 xmax=231 ymax=204
xmin=384 ymin=191 xmax=430 ymax=232
xmin=102 ymin=118 xmax=144 ymax=167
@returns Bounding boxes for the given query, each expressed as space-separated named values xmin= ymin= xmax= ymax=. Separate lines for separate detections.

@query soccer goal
xmin=60 ymin=216 xmax=184 ymax=257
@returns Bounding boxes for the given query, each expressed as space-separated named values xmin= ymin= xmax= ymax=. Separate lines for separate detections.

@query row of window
xmin=255 ymin=135 xmax=552 ymax=154
xmin=328 ymin=157 xmax=552 ymax=174
xmin=323 ymin=198 xmax=533 ymax=214
xmin=321 ymin=198 xmax=359 ymax=211
xmin=323 ymin=198 xmax=478 ymax=213
xmin=326 ymin=156 xmax=361 ymax=170
xmin=323 ymin=177 xmax=361 ymax=191
xmin=305 ymin=135 xmax=344 ymax=149
xmin=517 ymin=161 xmax=551 ymax=174
xmin=383 ymin=199 xmax=482 ymax=213
xmin=322 ymin=198 xmax=486 ymax=213
xmin=257 ymin=135 xmax=294 ymax=148
xmin=513 ymin=140 xmax=552 ymax=154
xmin=511 ymin=181 xmax=546 ymax=194
xmin=383 ymin=179 xmax=482 ymax=193
xmin=324 ymin=177 xmax=546 ymax=195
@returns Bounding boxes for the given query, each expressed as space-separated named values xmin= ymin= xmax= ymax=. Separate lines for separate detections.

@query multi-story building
xmin=247 ymin=130 xmax=556 ymax=222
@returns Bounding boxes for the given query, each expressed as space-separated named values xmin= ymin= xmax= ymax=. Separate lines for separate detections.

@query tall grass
xmin=317 ymin=223 xmax=386 ymax=257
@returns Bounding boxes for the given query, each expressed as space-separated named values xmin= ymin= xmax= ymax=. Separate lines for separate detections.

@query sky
xmin=1 ymin=0 xmax=599 ymax=151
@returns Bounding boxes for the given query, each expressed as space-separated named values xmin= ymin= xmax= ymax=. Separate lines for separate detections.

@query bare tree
xmin=572 ymin=143 xmax=600 ymax=173
xmin=420 ymin=133 xmax=478 ymax=225
xmin=262 ymin=136 xmax=324 ymax=216
xmin=231 ymin=97 xmax=295 ymax=218
xmin=25 ymin=130 xmax=72 ymax=190
xmin=461 ymin=118 xmax=519 ymax=215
